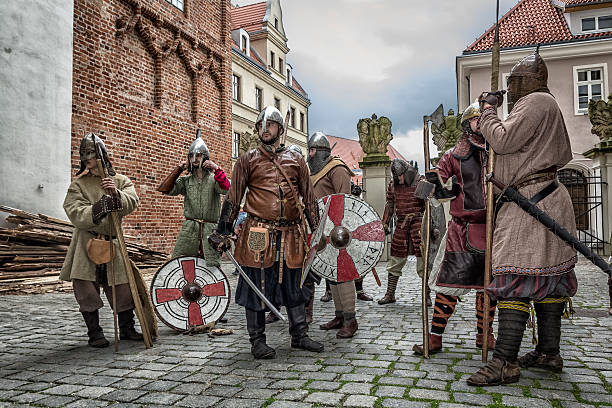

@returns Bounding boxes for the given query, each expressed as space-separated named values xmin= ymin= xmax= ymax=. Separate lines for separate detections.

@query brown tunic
xmin=229 ymin=146 xmax=319 ymax=269
xmin=312 ymin=159 xmax=353 ymax=198
xmin=382 ymin=182 xmax=425 ymax=258
xmin=479 ymin=92 xmax=577 ymax=277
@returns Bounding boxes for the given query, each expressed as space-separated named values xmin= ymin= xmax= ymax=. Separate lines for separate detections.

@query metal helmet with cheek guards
xmin=307 ymin=131 xmax=332 ymax=176
xmin=76 ymin=133 xmax=115 ymax=176
xmin=187 ymin=129 xmax=210 ymax=173
xmin=507 ymin=46 xmax=549 ymax=112
xmin=461 ymin=101 xmax=481 ymax=134
xmin=255 ymin=106 xmax=285 ymax=145
xmin=391 ymin=158 xmax=417 ymax=186
xmin=287 ymin=144 xmax=304 ymax=158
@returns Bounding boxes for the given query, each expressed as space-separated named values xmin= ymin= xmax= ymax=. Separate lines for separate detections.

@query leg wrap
xmin=493 ymin=298 xmax=529 ymax=362
xmin=330 ymin=283 xmax=342 ymax=312
xmin=355 ymin=277 xmax=364 ymax=293
xmin=431 ymin=293 xmax=458 ymax=336
xmin=337 ymin=281 xmax=356 ymax=314
xmin=534 ymin=298 xmax=565 ymax=356
xmin=476 ymin=292 xmax=497 ymax=334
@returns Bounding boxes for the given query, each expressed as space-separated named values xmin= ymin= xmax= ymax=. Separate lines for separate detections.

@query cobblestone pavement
xmin=0 ymin=257 xmax=610 ymax=407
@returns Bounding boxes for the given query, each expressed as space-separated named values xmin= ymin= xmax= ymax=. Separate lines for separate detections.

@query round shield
xmin=312 ymin=194 xmax=385 ymax=282
xmin=150 ymin=257 xmax=230 ymax=332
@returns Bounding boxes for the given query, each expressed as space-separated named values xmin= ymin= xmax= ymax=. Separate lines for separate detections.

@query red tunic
xmin=382 ymin=182 xmax=424 ymax=258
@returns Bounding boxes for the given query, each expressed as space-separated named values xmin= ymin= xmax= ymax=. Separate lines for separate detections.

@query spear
xmin=482 ymin=0 xmax=501 ymax=362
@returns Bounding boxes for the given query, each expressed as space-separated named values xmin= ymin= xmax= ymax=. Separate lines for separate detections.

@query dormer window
xmin=581 ymin=15 xmax=612 ymax=32
xmin=274 ymin=18 xmax=279 ymax=29
xmin=270 ymin=51 xmax=275 ymax=69
xmin=241 ymin=35 xmax=248 ymax=53
xmin=279 ymin=58 xmax=283 ymax=74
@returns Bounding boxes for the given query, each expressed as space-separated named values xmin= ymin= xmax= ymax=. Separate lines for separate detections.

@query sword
xmin=488 ymin=175 xmax=612 ymax=278
xmin=224 ymin=250 xmax=286 ymax=321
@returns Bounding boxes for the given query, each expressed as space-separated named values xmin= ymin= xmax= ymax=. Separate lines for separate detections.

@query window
xmin=232 ymin=74 xmax=241 ymax=102
xmin=581 ymin=15 xmax=612 ymax=32
xmin=241 ymin=35 xmax=248 ymax=53
xmin=573 ymin=64 xmax=607 ymax=114
xmin=255 ymin=87 xmax=263 ymax=111
xmin=233 ymin=132 xmax=240 ymax=158
xmin=274 ymin=97 xmax=280 ymax=109
xmin=270 ymin=51 xmax=275 ymax=69
xmin=274 ymin=18 xmax=279 ymax=29
xmin=290 ymin=107 xmax=296 ymax=128
xmin=279 ymin=58 xmax=284 ymax=74
xmin=165 ymin=0 xmax=183 ymax=11
xmin=300 ymin=112 xmax=305 ymax=131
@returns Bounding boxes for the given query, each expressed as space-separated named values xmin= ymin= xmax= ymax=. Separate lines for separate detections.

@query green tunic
xmin=169 ymin=171 xmax=226 ymax=266
xmin=60 ymin=173 xmax=139 ymax=285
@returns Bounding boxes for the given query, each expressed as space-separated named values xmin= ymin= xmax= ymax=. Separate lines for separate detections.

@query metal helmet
xmin=307 ymin=131 xmax=332 ymax=175
xmin=255 ymin=106 xmax=285 ymax=144
xmin=507 ymin=46 xmax=549 ymax=112
xmin=187 ymin=129 xmax=210 ymax=173
xmin=287 ymin=144 xmax=304 ymax=158
xmin=391 ymin=158 xmax=417 ymax=186
xmin=76 ymin=133 xmax=115 ymax=176
xmin=461 ymin=102 xmax=481 ymax=125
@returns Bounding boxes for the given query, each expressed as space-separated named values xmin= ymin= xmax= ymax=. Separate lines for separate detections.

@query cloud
xmin=390 ymin=127 xmax=440 ymax=173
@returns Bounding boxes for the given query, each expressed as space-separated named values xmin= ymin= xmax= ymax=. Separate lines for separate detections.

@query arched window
xmin=559 ymin=169 xmax=588 ymax=230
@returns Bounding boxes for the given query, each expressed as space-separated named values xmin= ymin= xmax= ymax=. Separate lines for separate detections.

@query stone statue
xmin=358 ymin=114 xmax=393 ymax=162
xmin=239 ymin=130 xmax=260 ymax=155
xmin=431 ymin=109 xmax=463 ymax=156
xmin=589 ymin=95 xmax=612 ymax=144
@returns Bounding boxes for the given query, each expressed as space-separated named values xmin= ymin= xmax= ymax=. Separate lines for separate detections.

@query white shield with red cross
xmin=311 ymin=194 xmax=385 ymax=283
xmin=150 ymin=257 xmax=230 ymax=332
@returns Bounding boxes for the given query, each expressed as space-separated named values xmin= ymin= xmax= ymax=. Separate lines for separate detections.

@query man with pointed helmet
xmin=60 ymin=133 xmax=142 ymax=348
xmin=468 ymin=48 xmax=577 ymax=386
xmin=157 ymin=130 xmax=230 ymax=266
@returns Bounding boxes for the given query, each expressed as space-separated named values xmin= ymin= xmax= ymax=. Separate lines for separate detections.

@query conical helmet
xmin=76 ymin=133 xmax=115 ymax=176
xmin=255 ymin=106 xmax=285 ymax=134
xmin=507 ymin=46 xmax=549 ymax=111
xmin=187 ymin=129 xmax=210 ymax=172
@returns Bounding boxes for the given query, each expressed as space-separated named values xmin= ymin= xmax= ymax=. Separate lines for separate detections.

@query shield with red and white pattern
xmin=150 ymin=257 xmax=230 ymax=332
xmin=311 ymin=194 xmax=385 ymax=283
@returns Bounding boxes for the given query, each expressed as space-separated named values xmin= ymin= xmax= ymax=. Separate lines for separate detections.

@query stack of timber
xmin=0 ymin=206 xmax=167 ymax=295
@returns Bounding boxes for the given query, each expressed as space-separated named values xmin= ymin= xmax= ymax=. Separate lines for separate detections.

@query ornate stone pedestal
xmin=584 ymin=143 xmax=612 ymax=256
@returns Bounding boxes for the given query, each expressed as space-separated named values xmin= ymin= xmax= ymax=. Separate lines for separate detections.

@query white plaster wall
xmin=0 ymin=0 xmax=73 ymax=220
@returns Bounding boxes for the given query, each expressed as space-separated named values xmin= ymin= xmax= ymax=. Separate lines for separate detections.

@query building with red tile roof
xmin=326 ymin=135 xmax=407 ymax=186
xmin=230 ymin=0 xmax=310 ymax=163
xmin=457 ymin=0 xmax=612 ymax=251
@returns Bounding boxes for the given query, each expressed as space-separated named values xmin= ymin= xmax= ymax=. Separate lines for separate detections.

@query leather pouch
xmin=86 ymin=235 xmax=116 ymax=265
xmin=247 ymin=226 xmax=269 ymax=262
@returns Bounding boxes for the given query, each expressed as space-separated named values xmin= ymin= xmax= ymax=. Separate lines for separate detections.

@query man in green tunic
xmin=158 ymin=133 xmax=230 ymax=267
xmin=60 ymin=134 xmax=142 ymax=348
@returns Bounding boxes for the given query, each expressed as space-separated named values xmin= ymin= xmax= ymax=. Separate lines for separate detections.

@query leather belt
xmin=88 ymin=231 xmax=116 ymax=240
xmin=512 ymin=172 xmax=557 ymax=190
xmin=528 ymin=179 xmax=559 ymax=206
xmin=250 ymin=215 xmax=299 ymax=227
xmin=186 ymin=218 xmax=216 ymax=224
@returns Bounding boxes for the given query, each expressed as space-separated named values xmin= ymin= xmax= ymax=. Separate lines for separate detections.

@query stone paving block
xmin=268 ymin=379 xmax=307 ymax=389
xmin=304 ymin=391 xmax=344 ymax=405
xmin=415 ymin=378 xmax=448 ymax=390
xmin=42 ymin=384 xmax=83 ymax=396
xmin=65 ymin=399 xmax=110 ymax=407
xmin=501 ymin=395 xmax=553 ymax=408
xmin=581 ymin=392 xmax=612 ymax=404
xmin=0 ymin=379 xmax=28 ymax=390
xmin=530 ymin=388 xmax=577 ymax=402
xmin=73 ymin=385 xmax=115 ymax=399
xmin=559 ymin=402 xmax=596 ymax=408
xmin=438 ymin=403 xmax=472 ymax=408
xmin=452 ymin=392 xmax=493 ymax=406
xmin=409 ymin=388 xmax=450 ymax=401
xmin=211 ymin=375 xmax=243 ymax=386
xmin=174 ymin=394 xmax=221 ymax=408
xmin=205 ymin=385 xmax=242 ymax=398
xmin=135 ymin=391 xmax=185 ymax=405
xmin=298 ymin=371 xmax=337 ymax=381
xmin=392 ymin=369 xmax=427 ymax=378
xmin=109 ymin=378 xmax=152 ymax=389
xmin=322 ymin=365 xmax=353 ymax=373
xmin=308 ymin=380 xmax=341 ymax=390
xmin=537 ymin=379 xmax=574 ymax=390
xmin=340 ymin=373 xmax=376 ymax=382
xmin=16 ymin=381 xmax=53 ymax=391
xmin=274 ymin=389 xmax=309 ymax=401
xmin=339 ymin=382 xmax=373 ymax=394
xmin=9 ymin=392 xmax=47 ymax=403
xmin=100 ymin=389 xmax=147 ymax=402
xmin=234 ymin=387 xmax=278 ymax=399
xmin=267 ymin=401 xmax=311 ymax=408
xmin=215 ymin=398 xmax=266 ymax=407
xmin=35 ymin=395 xmax=77 ymax=407
xmin=575 ymin=382 xmax=608 ymax=393
xmin=375 ymin=385 xmax=405 ymax=397
xmin=381 ymin=399 xmax=430 ymax=408
xmin=171 ymin=382 xmax=209 ymax=395
xmin=141 ymin=380 xmax=182 ymax=392
xmin=378 ymin=376 xmax=414 ymax=386
xmin=344 ymin=394 xmax=378 ymax=407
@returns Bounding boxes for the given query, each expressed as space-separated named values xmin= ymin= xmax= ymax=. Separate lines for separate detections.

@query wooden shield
xmin=311 ymin=194 xmax=385 ymax=283
xmin=150 ymin=257 xmax=230 ymax=332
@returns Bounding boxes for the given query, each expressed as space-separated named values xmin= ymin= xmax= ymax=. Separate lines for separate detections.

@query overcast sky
xmin=233 ymin=0 xmax=518 ymax=168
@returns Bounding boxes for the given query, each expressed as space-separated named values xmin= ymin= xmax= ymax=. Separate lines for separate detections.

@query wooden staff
xmin=482 ymin=0 xmax=501 ymax=362
xmin=95 ymin=142 xmax=153 ymax=348
xmin=421 ymin=117 xmax=432 ymax=358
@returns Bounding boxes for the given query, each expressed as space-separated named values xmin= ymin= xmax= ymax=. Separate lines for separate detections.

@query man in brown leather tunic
xmin=308 ymin=132 xmax=359 ymax=338
xmin=209 ymin=106 xmax=323 ymax=359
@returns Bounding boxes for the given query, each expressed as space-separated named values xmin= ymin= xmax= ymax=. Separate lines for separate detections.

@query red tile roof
xmin=565 ymin=0 xmax=612 ymax=6
xmin=464 ymin=0 xmax=612 ymax=53
xmin=231 ymin=2 xmax=267 ymax=32
xmin=327 ymin=135 xmax=407 ymax=185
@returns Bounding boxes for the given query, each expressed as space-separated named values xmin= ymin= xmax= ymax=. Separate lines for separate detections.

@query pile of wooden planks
xmin=0 ymin=205 xmax=168 ymax=295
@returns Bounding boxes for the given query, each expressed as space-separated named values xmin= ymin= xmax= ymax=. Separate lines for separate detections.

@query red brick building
xmin=71 ymin=0 xmax=233 ymax=253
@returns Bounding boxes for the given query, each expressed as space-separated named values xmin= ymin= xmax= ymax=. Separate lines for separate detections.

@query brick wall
xmin=72 ymin=0 xmax=232 ymax=253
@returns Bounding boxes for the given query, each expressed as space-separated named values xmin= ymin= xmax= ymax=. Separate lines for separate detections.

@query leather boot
xmin=81 ymin=311 xmax=110 ymax=348
xmin=118 ymin=309 xmax=143 ymax=341
xmin=518 ymin=300 xmax=564 ymax=372
xmin=378 ymin=275 xmax=399 ymax=305
xmin=287 ymin=305 xmax=323 ymax=352
xmin=319 ymin=311 xmax=343 ymax=330
xmin=305 ymin=293 xmax=315 ymax=324
xmin=412 ymin=333 xmax=442 ymax=355
xmin=466 ymin=357 xmax=521 ymax=386
xmin=355 ymin=278 xmax=373 ymax=301
xmin=246 ymin=309 xmax=275 ymax=359
xmin=320 ymin=280 xmax=332 ymax=302
xmin=337 ymin=312 xmax=358 ymax=338
xmin=476 ymin=333 xmax=496 ymax=350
